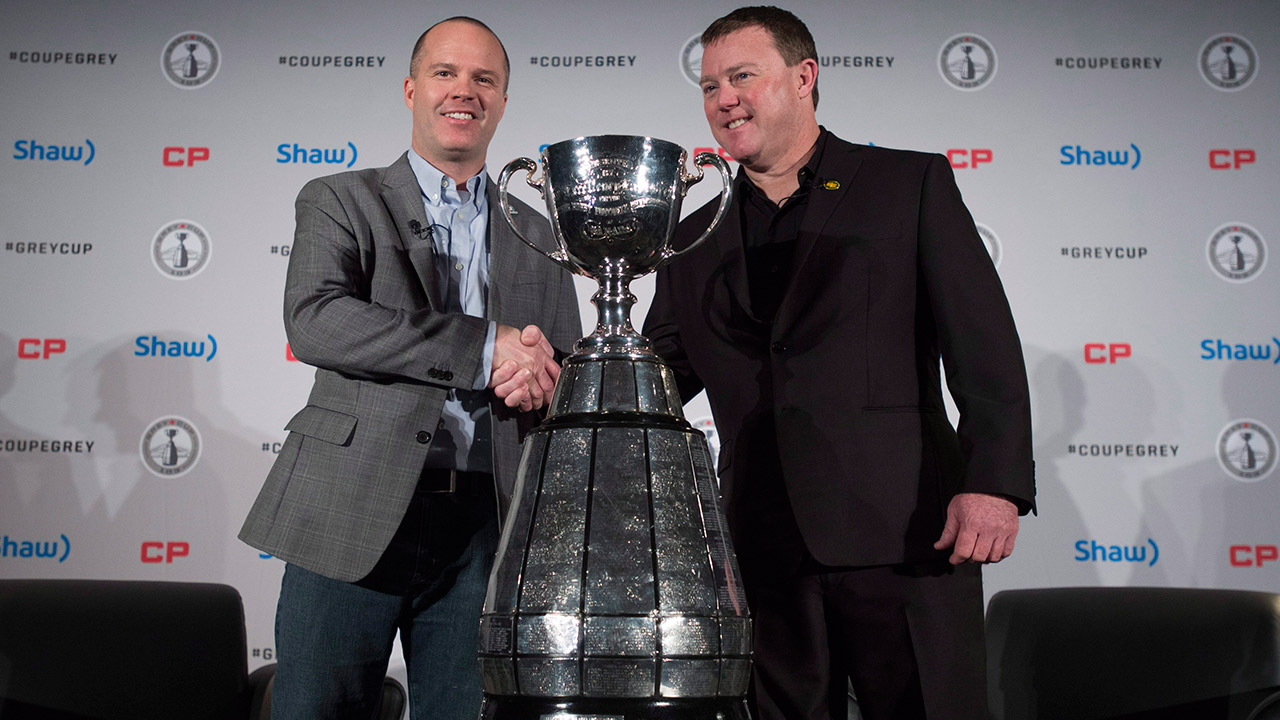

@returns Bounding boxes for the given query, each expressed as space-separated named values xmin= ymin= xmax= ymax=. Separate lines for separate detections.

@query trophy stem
xmin=575 ymin=268 xmax=652 ymax=356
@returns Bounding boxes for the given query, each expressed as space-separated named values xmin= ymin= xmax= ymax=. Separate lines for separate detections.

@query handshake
xmin=489 ymin=324 xmax=563 ymax=412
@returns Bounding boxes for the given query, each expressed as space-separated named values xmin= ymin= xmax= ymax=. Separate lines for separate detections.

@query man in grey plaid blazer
xmin=239 ymin=17 xmax=580 ymax=720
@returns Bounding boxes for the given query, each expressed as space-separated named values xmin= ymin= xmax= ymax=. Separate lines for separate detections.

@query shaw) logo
xmin=1 ymin=534 xmax=70 ymax=562
xmin=975 ymin=223 xmax=1001 ymax=268
xmin=276 ymin=142 xmax=358 ymax=168
xmin=1217 ymin=419 xmax=1276 ymax=482
xmin=1200 ymin=337 xmax=1279 ymax=365
xmin=1199 ymin=34 xmax=1257 ymax=91
xmin=939 ymin=34 xmax=996 ymax=90
xmin=1059 ymin=143 xmax=1141 ymax=169
xmin=680 ymin=33 xmax=703 ymax=87
xmin=140 ymin=416 xmax=201 ymax=477
xmin=151 ymin=220 xmax=211 ymax=279
xmin=162 ymin=32 xmax=220 ymax=89
xmin=1074 ymin=538 xmax=1159 ymax=566
xmin=13 ymin=139 xmax=95 ymax=165
xmin=134 ymin=334 xmax=218 ymax=362
xmin=1206 ymin=222 xmax=1266 ymax=283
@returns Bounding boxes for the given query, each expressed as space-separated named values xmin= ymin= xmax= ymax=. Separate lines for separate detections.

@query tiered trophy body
xmin=479 ymin=136 xmax=749 ymax=719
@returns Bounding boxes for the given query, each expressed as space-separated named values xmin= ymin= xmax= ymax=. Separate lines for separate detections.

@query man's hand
xmin=933 ymin=492 xmax=1019 ymax=565
xmin=490 ymin=324 xmax=561 ymax=411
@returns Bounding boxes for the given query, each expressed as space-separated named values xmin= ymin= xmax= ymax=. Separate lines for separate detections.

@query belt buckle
xmin=423 ymin=468 xmax=456 ymax=494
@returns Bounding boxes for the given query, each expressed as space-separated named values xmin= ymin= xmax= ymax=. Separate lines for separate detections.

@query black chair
xmin=0 ymin=579 xmax=404 ymax=720
xmin=986 ymin=586 xmax=1280 ymax=720
xmin=247 ymin=662 xmax=406 ymax=720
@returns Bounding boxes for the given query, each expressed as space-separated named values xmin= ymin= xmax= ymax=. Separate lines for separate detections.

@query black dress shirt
xmin=738 ymin=128 xmax=829 ymax=323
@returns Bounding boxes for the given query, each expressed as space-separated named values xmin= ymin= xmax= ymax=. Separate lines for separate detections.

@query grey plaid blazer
xmin=238 ymin=153 xmax=581 ymax=582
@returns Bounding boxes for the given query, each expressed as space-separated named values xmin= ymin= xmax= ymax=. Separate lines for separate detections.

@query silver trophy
xmin=481 ymin=136 xmax=748 ymax=720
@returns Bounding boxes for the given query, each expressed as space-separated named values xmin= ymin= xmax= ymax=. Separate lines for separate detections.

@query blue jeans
xmin=272 ymin=480 xmax=498 ymax=720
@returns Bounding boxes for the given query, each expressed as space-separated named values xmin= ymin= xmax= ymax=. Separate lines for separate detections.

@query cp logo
xmin=163 ymin=146 xmax=210 ymax=166
xmin=946 ymin=149 xmax=992 ymax=169
xmin=1230 ymin=545 xmax=1278 ymax=567
xmin=1084 ymin=343 xmax=1131 ymax=364
xmin=141 ymin=541 xmax=190 ymax=563
xmin=18 ymin=338 xmax=66 ymax=359
xmin=1209 ymin=149 xmax=1255 ymax=169
xmin=692 ymin=146 xmax=736 ymax=162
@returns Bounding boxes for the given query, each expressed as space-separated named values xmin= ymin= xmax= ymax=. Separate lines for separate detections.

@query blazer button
xmin=443 ymin=371 xmax=454 ymax=381
xmin=415 ymin=430 xmax=432 ymax=444
xmin=770 ymin=341 xmax=787 ymax=354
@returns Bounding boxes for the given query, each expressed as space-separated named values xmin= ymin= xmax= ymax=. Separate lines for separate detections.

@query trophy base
xmin=480 ymin=696 xmax=751 ymax=720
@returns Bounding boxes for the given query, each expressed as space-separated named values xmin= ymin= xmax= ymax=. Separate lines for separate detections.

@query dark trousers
xmin=271 ymin=472 xmax=498 ymax=720
xmin=745 ymin=559 xmax=987 ymax=720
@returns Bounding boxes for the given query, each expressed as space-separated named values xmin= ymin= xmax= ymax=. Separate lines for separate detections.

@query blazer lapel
xmin=380 ymin=153 xmax=440 ymax=308
xmin=712 ymin=183 xmax=757 ymax=323
xmin=485 ymin=177 xmax=522 ymax=322
xmin=775 ymin=141 xmax=865 ymax=328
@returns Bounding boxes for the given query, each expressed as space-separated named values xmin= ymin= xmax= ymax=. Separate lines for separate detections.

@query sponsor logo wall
xmin=2 ymin=0 xmax=1277 ymax=686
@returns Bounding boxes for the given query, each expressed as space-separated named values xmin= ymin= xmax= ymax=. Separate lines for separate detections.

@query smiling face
xmin=404 ymin=19 xmax=508 ymax=181
xmin=699 ymin=25 xmax=818 ymax=174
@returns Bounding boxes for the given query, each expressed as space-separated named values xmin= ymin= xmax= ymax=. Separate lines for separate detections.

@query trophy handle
xmin=662 ymin=152 xmax=734 ymax=265
xmin=498 ymin=157 xmax=578 ymax=273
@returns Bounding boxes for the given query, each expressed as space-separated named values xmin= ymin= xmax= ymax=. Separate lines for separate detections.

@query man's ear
xmin=796 ymin=58 xmax=818 ymax=100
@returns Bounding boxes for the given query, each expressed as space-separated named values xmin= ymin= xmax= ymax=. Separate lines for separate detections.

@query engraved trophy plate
xmin=483 ymin=137 xmax=746 ymax=720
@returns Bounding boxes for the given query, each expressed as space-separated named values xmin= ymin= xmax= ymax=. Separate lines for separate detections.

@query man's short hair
xmin=702 ymin=6 xmax=818 ymax=109
xmin=409 ymin=16 xmax=511 ymax=92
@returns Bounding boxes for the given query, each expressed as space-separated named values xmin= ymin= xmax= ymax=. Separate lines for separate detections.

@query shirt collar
xmin=736 ymin=126 xmax=830 ymax=202
xmin=407 ymin=149 xmax=487 ymax=206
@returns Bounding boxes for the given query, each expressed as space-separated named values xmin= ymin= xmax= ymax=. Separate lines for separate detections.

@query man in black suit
xmin=643 ymin=7 xmax=1035 ymax=719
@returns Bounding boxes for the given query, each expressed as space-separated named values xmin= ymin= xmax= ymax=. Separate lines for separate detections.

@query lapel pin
xmin=820 ymin=179 xmax=841 ymax=191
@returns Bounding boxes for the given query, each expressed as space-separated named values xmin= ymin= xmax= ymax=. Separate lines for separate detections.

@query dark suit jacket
xmin=643 ymin=134 xmax=1034 ymax=569
xmin=239 ymin=153 xmax=581 ymax=582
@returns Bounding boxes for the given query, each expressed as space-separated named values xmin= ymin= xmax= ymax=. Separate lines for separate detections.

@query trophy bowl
xmin=500 ymin=135 xmax=732 ymax=355
xmin=499 ymin=135 xmax=731 ymax=283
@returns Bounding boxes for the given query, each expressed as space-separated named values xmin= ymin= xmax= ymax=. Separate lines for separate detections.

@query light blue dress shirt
xmin=408 ymin=150 xmax=498 ymax=473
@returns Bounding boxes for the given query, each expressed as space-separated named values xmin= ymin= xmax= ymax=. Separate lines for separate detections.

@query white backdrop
xmin=2 ymin=0 xmax=1277 ymax=683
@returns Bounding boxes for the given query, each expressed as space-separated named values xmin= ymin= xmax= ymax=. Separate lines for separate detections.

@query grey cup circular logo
xmin=1217 ymin=419 xmax=1275 ymax=482
xmin=141 ymin=416 xmax=202 ymax=477
xmin=1199 ymin=34 xmax=1257 ymax=91
xmin=975 ymin=222 xmax=1001 ymax=268
xmin=940 ymin=34 xmax=996 ymax=90
xmin=163 ymin=32 xmax=220 ymax=89
xmin=1206 ymin=222 xmax=1265 ymax=283
xmin=152 ymin=220 xmax=211 ymax=279
xmin=691 ymin=417 xmax=720 ymax=465
xmin=680 ymin=33 xmax=704 ymax=87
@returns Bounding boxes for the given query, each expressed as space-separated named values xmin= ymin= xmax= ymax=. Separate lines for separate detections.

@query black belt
xmin=418 ymin=467 xmax=491 ymax=495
